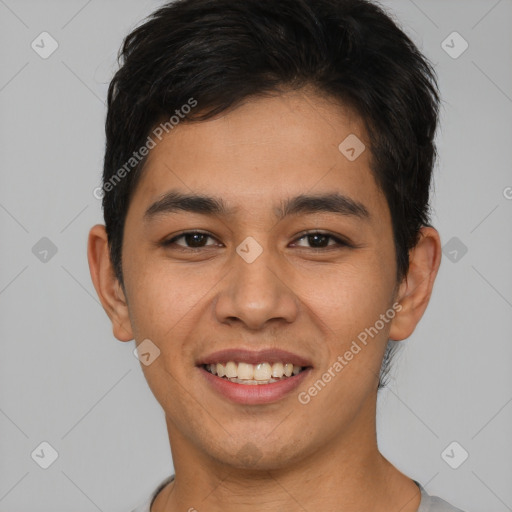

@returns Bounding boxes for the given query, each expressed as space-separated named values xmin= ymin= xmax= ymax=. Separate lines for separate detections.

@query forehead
xmin=129 ymin=89 xmax=388 ymax=222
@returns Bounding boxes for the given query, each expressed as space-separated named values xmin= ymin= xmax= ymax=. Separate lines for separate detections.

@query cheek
xmin=124 ymin=261 xmax=214 ymax=416
xmin=124 ymin=255 xmax=221 ymax=340
xmin=297 ymin=253 xmax=396 ymax=336
xmin=293 ymin=249 xmax=397 ymax=402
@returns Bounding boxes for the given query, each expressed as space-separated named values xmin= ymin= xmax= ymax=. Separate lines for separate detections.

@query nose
xmin=214 ymin=244 xmax=299 ymax=331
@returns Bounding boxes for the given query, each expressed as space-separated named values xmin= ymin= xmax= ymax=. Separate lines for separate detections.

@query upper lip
xmin=197 ymin=348 xmax=313 ymax=367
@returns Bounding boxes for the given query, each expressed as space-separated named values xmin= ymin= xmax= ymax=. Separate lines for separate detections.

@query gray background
xmin=0 ymin=0 xmax=511 ymax=510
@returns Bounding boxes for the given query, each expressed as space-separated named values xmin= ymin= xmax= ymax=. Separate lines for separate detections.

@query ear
xmin=389 ymin=226 xmax=442 ymax=341
xmin=87 ymin=224 xmax=134 ymax=342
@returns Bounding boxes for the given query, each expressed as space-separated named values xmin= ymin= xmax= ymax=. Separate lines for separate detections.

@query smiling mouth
xmin=203 ymin=361 xmax=308 ymax=385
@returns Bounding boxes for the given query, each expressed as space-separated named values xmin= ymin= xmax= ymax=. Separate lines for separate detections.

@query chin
xmin=205 ymin=436 xmax=311 ymax=472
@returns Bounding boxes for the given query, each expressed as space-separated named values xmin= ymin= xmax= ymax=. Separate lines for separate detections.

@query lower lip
xmin=199 ymin=366 xmax=311 ymax=405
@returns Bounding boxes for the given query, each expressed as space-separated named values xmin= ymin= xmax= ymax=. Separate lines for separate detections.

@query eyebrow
xmin=143 ymin=190 xmax=370 ymax=222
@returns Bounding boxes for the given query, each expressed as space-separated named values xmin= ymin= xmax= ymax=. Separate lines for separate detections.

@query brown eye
xmin=163 ymin=231 xmax=218 ymax=249
xmin=292 ymin=232 xmax=350 ymax=249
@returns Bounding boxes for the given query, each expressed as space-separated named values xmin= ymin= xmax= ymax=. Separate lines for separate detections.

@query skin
xmin=88 ymin=87 xmax=442 ymax=512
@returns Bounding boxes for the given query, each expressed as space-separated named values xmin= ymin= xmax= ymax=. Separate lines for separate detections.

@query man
xmin=87 ymin=0 xmax=466 ymax=510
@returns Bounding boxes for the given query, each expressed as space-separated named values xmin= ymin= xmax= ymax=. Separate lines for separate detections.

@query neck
xmin=152 ymin=394 xmax=420 ymax=512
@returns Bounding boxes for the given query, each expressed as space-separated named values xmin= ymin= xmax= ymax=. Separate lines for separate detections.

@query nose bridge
xmin=214 ymin=238 xmax=298 ymax=329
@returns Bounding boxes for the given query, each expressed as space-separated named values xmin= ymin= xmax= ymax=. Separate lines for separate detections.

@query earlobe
xmin=388 ymin=226 xmax=442 ymax=341
xmin=87 ymin=224 xmax=134 ymax=342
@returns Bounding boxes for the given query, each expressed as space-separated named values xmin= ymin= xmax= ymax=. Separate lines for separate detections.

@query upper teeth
xmin=206 ymin=362 xmax=303 ymax=380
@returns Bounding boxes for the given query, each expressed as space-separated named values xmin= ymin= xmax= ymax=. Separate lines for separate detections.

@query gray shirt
xmin=131 ymin=476 xmax=465 ymax=512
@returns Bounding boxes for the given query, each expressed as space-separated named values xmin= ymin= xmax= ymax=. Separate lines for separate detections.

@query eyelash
xmin=161 ymin=230 xmax=352 ymax=251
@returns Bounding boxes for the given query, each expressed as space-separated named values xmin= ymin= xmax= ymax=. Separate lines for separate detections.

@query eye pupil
xmin=308 ymin=234 xmax=328 ymax=247
xmin=186 ymin=233 xmax=207 ymax=247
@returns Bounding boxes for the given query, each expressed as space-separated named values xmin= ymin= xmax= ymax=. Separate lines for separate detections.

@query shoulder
xmin=415 ymin=481 xmax=466 ymax=512
xmin=131 ymin=476 xmax=467 ymax=512
xmin=130 ymin=475 xmax=175 ymax=512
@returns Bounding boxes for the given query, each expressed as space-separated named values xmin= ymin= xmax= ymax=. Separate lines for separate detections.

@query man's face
xmin=121 ymin=89 xmax=399 ymax=469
